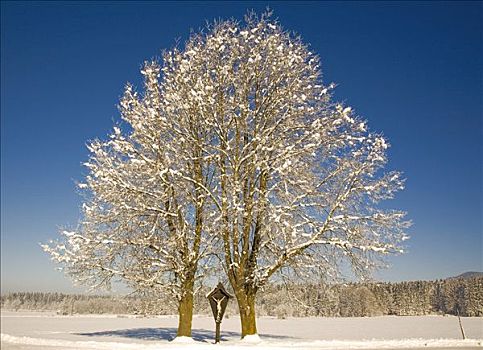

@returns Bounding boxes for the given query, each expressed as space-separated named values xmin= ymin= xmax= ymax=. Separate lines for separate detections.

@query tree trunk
xmin=236 ymin=290 xmax=257 ymax=337
xmin=177 ymin=281 xmax=194 ymax=337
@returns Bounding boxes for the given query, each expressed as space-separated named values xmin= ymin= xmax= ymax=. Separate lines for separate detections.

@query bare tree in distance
xmin=161 ymin=11 xmax=410 ymax=336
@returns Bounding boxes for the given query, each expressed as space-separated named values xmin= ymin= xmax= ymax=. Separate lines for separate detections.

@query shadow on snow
xmin=77 ymin=327 xmax=294 ymax=342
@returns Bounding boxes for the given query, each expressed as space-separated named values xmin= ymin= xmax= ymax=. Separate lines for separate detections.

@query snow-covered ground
xmin=1 ymin=311 xmax=482 ymax=349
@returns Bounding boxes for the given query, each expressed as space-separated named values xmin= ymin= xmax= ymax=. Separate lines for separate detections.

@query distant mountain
xmin=450 ymin=271 xmax=483 ymax=279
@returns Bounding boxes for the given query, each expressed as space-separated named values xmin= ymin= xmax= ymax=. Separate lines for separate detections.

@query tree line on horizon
xmin=2 ymin=276 xmax=481 ymax=318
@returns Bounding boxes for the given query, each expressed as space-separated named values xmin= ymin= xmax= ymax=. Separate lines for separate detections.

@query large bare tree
xmin=44 ymin=11 xmax=410 ymax=339
xmin=160 ymin=13 xmax=410 ymax=337
xmin=43 ymin=62 xmax=216 ymax=337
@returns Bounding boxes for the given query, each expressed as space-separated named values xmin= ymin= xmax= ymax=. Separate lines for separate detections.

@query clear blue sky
xmin=1 ymin=1 xmax=481 ymax=293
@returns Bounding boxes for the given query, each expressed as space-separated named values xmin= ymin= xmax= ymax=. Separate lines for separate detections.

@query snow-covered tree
xmin=42 ymin=61 xmax=217 ymax=337
xmin=158 ymin=12 xmax=410 ymax=336
xmin=44 ymin=11 xmax=410 ymax=338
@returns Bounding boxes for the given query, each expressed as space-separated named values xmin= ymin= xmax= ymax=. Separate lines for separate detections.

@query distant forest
xmin=2 ymin=276 xmax=482 ymax=318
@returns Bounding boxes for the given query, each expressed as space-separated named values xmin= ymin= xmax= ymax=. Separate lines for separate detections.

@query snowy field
xmin=1 ymin=311 xmax=482 ymax=349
